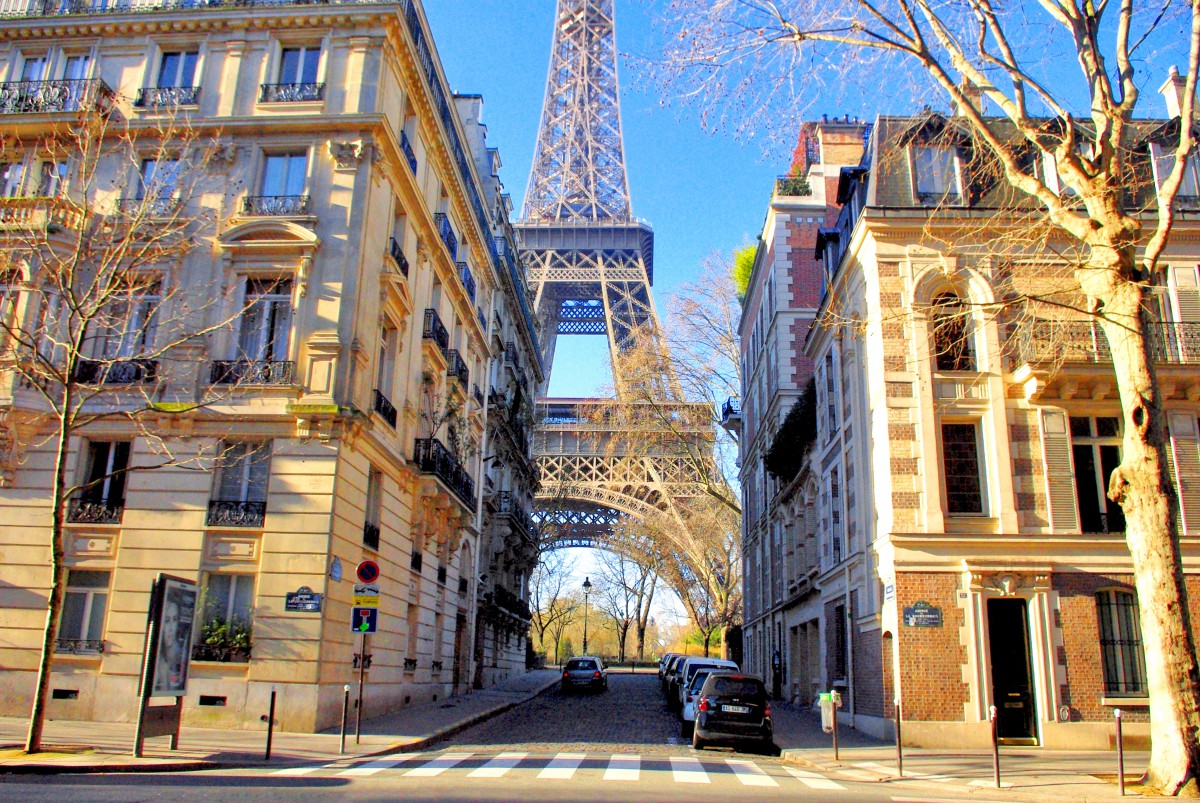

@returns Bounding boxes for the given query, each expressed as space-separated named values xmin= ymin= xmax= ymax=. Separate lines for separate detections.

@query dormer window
xmin=1152 ymin=143 xmax=1200 ymax=201
xmin=911 ymin=145 xmax=961 ymax=204
xmin=931 ymin=292 xmax=975 ymax=371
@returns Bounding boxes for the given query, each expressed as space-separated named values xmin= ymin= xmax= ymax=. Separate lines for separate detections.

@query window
xmin=19 ymin=55 xmax=47 ymax=82
xmin=61 ymin=54 xmax=89 ymax=81
xmin=80 ymin=440 xmax=130 ymax=506
xmin=215 ymin=441 xmax=271 ymax=503
xmin=34 ymin=288 xmax=62 ymax=360
xmin=1096 ymin=589 xmax=1146 ymax=696
xmin=237 ymin=279 xmax=292 ymax=362
xmin=378 ymin=323 xmax=396 ymax=396
xmin=157 ymin=51 xmax=198 ymax=88
xmin=0 ymin=162 xmax=23 ymax=197
xmin=199 ymin=573 xmax=254 ymax=659
xmin=59 ymin=570 xmax=109 ymax=651
xmin=260 ymin=152 xmax=307 ymax=198
xmin=0 ymin=267 xmax=19 ymax=331
xmin=833 ymin=603 xmax=848 ymax=680
xmin=911 ymin=145 xmax=960 ymax=202
xmin=137 ymin=158 xmax=179 ymax=201
xmin=278 ymin=46 xmax=320 ymax=85
xmin=931 ymin=293 xmax=976 ymax=371
xmin=37 ymin=160 xmax=66 ymax=197
xmin=95 ymin=283 xmax=159 ymax=359
xmin=1153 ymin=144 xmax=1200 ymax=201
xmin=942 ymin=422 xmax=984 ymax=514
xmin=363 ymin=467 xmax=382 ymax=550
xmin=1071 ymin=416 xmax=1125 ymax=534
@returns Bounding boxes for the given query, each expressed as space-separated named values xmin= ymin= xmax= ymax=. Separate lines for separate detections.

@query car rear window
xmin=711 ymin=677 xmax=764 ymax=696
xmin=566 ymin=659 xmax=595 ymax=670
xmin=686 ymin=662 xmax=731 ymax=680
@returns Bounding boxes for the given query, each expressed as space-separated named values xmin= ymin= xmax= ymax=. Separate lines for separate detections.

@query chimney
xmin=955 ymin=78 xmax=983 ymax=117
xmin=1159 ymin=65 xmax=1191 ymax=119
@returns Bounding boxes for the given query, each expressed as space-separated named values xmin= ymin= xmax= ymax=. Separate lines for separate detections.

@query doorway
xmin=452 ymin=613 xmax=468 ymax=694
xmin=986 ymin=598 xmax=1037 ymax=743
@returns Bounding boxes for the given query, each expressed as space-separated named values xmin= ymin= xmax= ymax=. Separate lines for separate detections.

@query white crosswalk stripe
xmin=670 ymin=756 xmax=709 ymax=784
xmin=467 ymin=751 xmax=528 ymax=778
xmin=339 ymin=754 xmax=422 ymax=777
xmin=727 ymin=758 xmax=778 ymax=787
xmin=272 ymin=765 xmax=320 ymax=776
xmin=602 ymin=754 xmax=640 ymax=781
xmin=537 ymin=752 xmax=585 ymax=780
xmin=404 ymin=752 xmax=473 ymax=777
xmin=785 ymin=766 xmax=846 ymax=790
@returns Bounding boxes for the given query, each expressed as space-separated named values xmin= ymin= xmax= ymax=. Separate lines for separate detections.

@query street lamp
xmin=582 ymin=576 xmax=592 ymax=654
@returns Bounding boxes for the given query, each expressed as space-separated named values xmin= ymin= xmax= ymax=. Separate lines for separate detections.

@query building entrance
xmin=987 ymin=598 xmax=1037 ymax=743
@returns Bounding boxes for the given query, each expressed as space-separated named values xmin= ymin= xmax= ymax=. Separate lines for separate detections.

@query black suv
xmin=692 ymin=673 xmax=773 ymax=752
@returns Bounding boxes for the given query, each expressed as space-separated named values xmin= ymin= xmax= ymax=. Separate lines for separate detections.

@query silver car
xmin=561 ymin=656 xmax=608 ymax=693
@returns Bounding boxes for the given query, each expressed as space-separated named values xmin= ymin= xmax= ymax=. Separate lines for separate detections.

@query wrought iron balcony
xmin=399 ymin=129 xmax=418 ymax=174
xmin=362 ymin=521 xmax=380 ymax=550
xmin=210 ymin=360 xmax=295 ymax=385
xmin=775 ymin=175 xmax=813 ymax=197
xmin=134 ymin=85 xmax=200 ymax=107
xmin=473 ymin=384 xmax=484 ymax=407
xmin=456 ymin=262 xmax=476 ymax=303
xmin=55 ymin=638 xmax=104 ymax=654
xmin=115 ymin=196 xmax=181 ymax=218
xmin=0 ymin=196 xmax=82 ymax=230
xmin=495 ymin=490 xmax=537 ymax=541
xmin=242 ymin=195 xmax=310 ymax=216
xmin=388 ymin=237 xmax=409 ymax=277
xmin=437 ymin=565 xmax=447 ymax=584
xmin=431 ymin=659 xmax=443 ymax=672
xmin=422 ymin=308 xmax=449 ymax=359
xmin=413 ymin=437 xmax=476 ymax=509
xmin=494 ymin=586 xmax=531 ymax=620
xmin=410 ymin=550 xmax=423 ymax=572
xmin=0 ymin=78 xmax=115 ymax=116
xmin=67 ymin=497 xmax=124 ymax=524
xmin=259 ymin=82 xmax=324 ymax=103
xmin=720 ymin=396 xmax=742 ymax=433
xmin=433 ymin=212 xmax=457 ymax=260
xmin=206 ymin=499 xmax=267 ymax=528
xmin=74 ymin=358 xmax=158 ymax=385
xmin=1011 ymin=320 xmax=1200 ymax=367
xmin=446 ymin=349 xmax=469 ymax=388
xmin=373 ymin=389 xmax=397 ymax=428
xmin=404 ymin=657 xmax=418 ymax=671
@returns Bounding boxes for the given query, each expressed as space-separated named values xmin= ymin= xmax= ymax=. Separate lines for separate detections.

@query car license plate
xmin=721 ymin=704 xmax=751 ymax=713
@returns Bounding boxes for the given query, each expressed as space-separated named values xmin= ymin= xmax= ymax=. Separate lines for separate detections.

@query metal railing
xmin=456 ymin=261 xmax=476 ymax=302
xmin=388 ymin=236 xmax=409 ymax=276
xmin=433 ymin=212 xmax=457 ymax=260
xmin=74 ymin=358 xmax=158 ymax=384
xmin=259 ymin=82 xmax=324 ymax=103
xmin=494 ymin=586 xmax=531 ymax=619
xmin=206 ymin=499 xmax=267 ymax=527
xmin=410 ymin=550 xmax=423 ymax=572
xmin=67 ymin=497 xmax=124 ymax=524
xmin=210 ymin=359 xmax=295 ymax=385
xmin=373 ymin=389 xmax=397 ymax=427
xmin=1012 ymin=320 xmax=1200 ymax=366
xmin=134 ymin=85 xmax=199 ymax=107
xmin=362 ymin=521 xmax=380 ymax=550
xmin=399 ymin=129 xmax=418 ymax=173
xmin=55 ymin=638 xmax=104 ymax=654
xmin=0 ymin=78 xmax=115 ymax=115
xmin=422 ymin=308 xmax=449 ymax=358
xmin=495 ymin=490 xmax=537 ymax=541
xmin=446 ymin=349 xmax=469 ymax=388
xmin=721 ymin=396 xmax=741 ymax=420
xmin=413 ymin=437 xmax=475 ymax=509
xmin=242 ymin=195 xmax=310 ymax=216
xmin=115 ymin=196 xmax=181 ymax=217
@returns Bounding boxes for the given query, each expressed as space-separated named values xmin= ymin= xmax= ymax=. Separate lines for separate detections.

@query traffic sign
xmin=356 ymin=560 xmax=380 ymax=584
xmin=353 ymin=583 xmax=380 ymax=608
xmin=351 ymin=607 xmax=378 ymax=634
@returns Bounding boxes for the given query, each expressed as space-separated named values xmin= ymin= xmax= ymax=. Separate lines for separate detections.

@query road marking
xmin=339 ymin=754 xmax=422 ymax=777
xmin=538 ymin=752 xmax=585 ymax=780
xmin=670 ymin=756 xmax=709 ymax=783
xmin=467 ymin=751 xmax=527 ymax=778
xmin=784 ymin=766 xmax=846 ymax=790
xmin=404 ymin=752 xmax=473 ymax=777
xmin=603 ymin=754 xmax=640 ymax=781
xmin=272 ymin=765 xmax=320 ymax=776
xmin=727 ymin=758 xmax=778 ymax=787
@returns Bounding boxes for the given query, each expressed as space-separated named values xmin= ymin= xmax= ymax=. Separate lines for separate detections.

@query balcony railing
xmin=362 ymin=521 xmax=380 ymax=550
xmin=1012 ymin=320 xmax=1200 ymax=366
xmin=74 ymin=358 xmax=158 ymax=385
xmin=0 ymin=196 xmax=82 ymax=230
xmin=422 ymin=308 xmax=449 ymax=359
xmin=242 ymin=195 xmax=310 ymax=216
xmin=134 ymin=85 xmax=199 ymax=107
xmin=494 ymin=586 xmax=531 ymax=620
xmin=115 ymin=196 xmax=181 ymax=218
xmin=373 ymin=389 xmax=397 ymax=427
xmin=413 ymin=437 xmax=475 ymax=509
xmin=67 ymin=497 xmax=124 ymax=524
xmin=456 ymin=262 xmax=476 ymax=303
xmin=210 ymin=360 xmax=295 ymax=385
xmin=495 ymin=490 xmax=537 ymax=541
xmin=0 ymin=78 xmax=115 ymax=116
xmin=720 ymin=396 xmax=742 ymax=432
xmin=388 ymin=237 xmax=409 ymax=277
xmin=259 ymin=82 xmax=324 ymax=103
xmin=399 ymin=129 xmax=418 ymax=173
xmin=206 ymin=499 xmax=267 ymax=528
xmin=446 ymin=349 xmax=469 ymax=388
xmin=55 ymin=638 xmax=104 ymax=654
xmin=473 ymin=384 xmax=484 ymax=407
xmin=433 ymin=212 xmax=457 ymax=260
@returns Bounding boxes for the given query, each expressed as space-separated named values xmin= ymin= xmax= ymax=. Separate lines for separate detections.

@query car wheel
xmin=691 ymin=729 xmax=706 ymax=751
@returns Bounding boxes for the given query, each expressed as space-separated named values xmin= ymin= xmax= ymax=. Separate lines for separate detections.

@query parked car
xmin=680 ymin=667 xmax=730 ymax=737
xmin=658 ymin=653 xmax=680 ymax=687
xmin=561 ymin=656 xmax=607 ymax=693
xmin=675 ymin=657 xmax=739 ymax=711
xmin=662 ymin=654 xmax=687 ymax=698
xmin=692 ymin=673 xmax=773 ymax=752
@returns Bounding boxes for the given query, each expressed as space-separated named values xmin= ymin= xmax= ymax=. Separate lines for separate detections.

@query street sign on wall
xmin=353 ymin=583 xmax=380 ymax=608
xmin=356 ymin=560 xmax=380 ymax=584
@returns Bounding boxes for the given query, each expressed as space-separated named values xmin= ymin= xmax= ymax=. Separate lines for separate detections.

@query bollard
xmin=339 ymin=684 xmax=350 ymax=754
xmin=264 ymin=688 xmax=277 ymax=761
xmin=832 ymin=690 xmax=840 ymax=762
xmin=990 ymin=705 xmax=1001 ymax=789
xmin=895 ymin=698 xmax=903 ymax=777
xmin=1115 ymin=708 xmax=1125 ymax=797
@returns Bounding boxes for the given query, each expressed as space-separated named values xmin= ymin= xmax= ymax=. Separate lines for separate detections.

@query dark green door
xmin=987 ymin=598 xmax=1037 ymax=741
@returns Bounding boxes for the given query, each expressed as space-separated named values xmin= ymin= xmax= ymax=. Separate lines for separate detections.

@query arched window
xmin=930 ymin=292 xmax=976 ymax=371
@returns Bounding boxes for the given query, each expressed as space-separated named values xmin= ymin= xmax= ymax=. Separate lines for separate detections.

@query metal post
xmin=990 ymin=704 xmax=1001 ymax=788
xmin=1115 ymin=708 xmax=1125 ymax=797
xmin=895 ymin=697 xmax=903 ymax=777
xmin=356 ymin=633 xmax=366 ymax=744
xmin=832 ymin=690 xmax=840 ymax=762
xmin=264 ymin=688 xmax=277 ymax=760
xmin=339 ymin=684 xmax=350 ymax=754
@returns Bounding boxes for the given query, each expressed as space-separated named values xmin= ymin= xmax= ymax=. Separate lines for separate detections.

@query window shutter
xmin=1040 ymin=410 xmax=1079 ymax=532
xmin=1169 ymin=413 xmax=1200 ymax=534
xmin=1170 ymin=266 xmax=1200 ymax=323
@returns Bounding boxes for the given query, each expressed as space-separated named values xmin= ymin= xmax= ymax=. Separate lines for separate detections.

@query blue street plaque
xmin=903 ymin=600 xmax=943 ymax=627
xmin=285 ymin=586 xmax=323 ymax=613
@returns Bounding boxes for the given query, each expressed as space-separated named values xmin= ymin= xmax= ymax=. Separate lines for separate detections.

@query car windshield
xmin=566 ymin=659 xmax=596 ymax=671
xmin=711 ymin=677 xmax=764 ymax=697
xmin=686 ymin=663 xmax=728 ymax=681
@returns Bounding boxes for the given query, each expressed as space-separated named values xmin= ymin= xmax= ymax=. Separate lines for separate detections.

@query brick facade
xmin=895 ymin=573 xmax=969 ymax=721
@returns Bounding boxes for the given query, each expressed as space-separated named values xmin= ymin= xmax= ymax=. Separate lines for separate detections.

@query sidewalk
xmin=771 ymin=700 xmax=1147 ymax=800
xmin=0 ymin=669 xmax=561 ymax=774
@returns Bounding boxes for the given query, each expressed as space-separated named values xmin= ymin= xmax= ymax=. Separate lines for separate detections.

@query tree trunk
xmin=1097 ymin=266 xmax=1200 ymax=795
xmin=635 ymin=624 xmax=646 ymax=660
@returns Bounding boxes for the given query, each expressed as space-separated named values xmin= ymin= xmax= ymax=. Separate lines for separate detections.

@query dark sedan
xmin=692 ymin=673 xmax=773 ymax=752
xmin=561 ymin=656 xmax=608 ymax=693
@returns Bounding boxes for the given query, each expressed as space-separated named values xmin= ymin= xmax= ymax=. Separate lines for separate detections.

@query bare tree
xmin=530 ymin=550 xmax=580 ymax=662
xmin=0 ymin=103 xmax=255 ymax=753
xmin=661 ymin=0 xmax=1200 ymax=792
xmin=592 ymin=547 xmax=660 ymax=662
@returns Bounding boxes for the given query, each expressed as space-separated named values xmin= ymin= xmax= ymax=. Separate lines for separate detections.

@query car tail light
xmin=593 ymin=671 xmax=601 ymax=679
xmin=563 ymin=671 xmax=569 ymax=678
xmin=698 ymin=697 xmax=708 ymax=712
xmin=764 ymin=703 xmax=772 ymax=718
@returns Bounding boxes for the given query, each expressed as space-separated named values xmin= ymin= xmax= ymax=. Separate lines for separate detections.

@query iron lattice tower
xmin=519 ymin=0 xmax=707 ymax=549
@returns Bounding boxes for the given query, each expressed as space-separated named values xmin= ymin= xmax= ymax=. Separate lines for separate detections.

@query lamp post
xmin=582 ymin=577 xmax=592 ymax=654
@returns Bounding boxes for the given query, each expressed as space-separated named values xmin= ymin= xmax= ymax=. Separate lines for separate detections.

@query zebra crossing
xmin=273 ymin=750 xmax=849 ymax=790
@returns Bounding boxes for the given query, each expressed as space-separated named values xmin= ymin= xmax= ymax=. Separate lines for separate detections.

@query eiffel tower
xmin=518 ymin=0 xmax=710 ymax=553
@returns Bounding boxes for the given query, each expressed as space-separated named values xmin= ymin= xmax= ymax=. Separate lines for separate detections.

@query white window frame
xmin=95 ymin=282 xmax=160 ymax=360
xmin=275 ymin=44 xmax=322 ymax=86
xmin=155 ymin=49 xmax=199 ymax=89
xmin=80 ymin=440 xmax=131 ymax=505
xmin=258 ymin=151 xmax=308 ymax=199
xmin=201 ymin=572 xmax=255 ymax=627
xmin=60 ymin=569 xmax=110 ymax=647
xmin=1152 ymin=143 xmax=1200 ymax=201
xmin=236 ymin=278 xmax=292 ymax=362
xmin=214 ymin=441 xmax=272 ymax=503
xmin=910 ymin=144 xmax=962 ymax=202
xmin=0 ymin=161 xmax=24 ymax=198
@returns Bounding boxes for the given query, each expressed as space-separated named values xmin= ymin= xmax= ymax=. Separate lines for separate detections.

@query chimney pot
xmin=1159 ymin=65 xmax=1192 ymax=119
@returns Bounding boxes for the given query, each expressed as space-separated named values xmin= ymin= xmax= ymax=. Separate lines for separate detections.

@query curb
xmin=0 ymin=760 xmax=212 ymax=775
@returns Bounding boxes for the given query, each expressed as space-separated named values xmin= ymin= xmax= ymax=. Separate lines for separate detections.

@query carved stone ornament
xmin=200 ymin=142 xmax=238 ymax=172
xmin=971 ymin=570 xmax=1051 ymax=596
xmin=329 ymin=140 xmax=365 ymax=171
